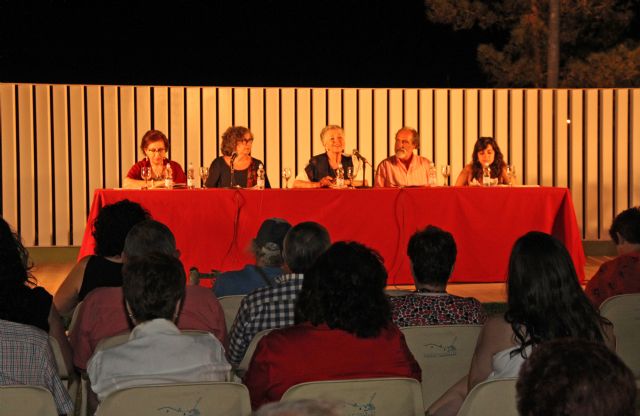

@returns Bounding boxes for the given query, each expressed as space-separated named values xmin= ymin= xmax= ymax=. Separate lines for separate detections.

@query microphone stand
xmin=229 ymin=155 xmax=239 ymax=188
xmin=354 ymin=152 xmax=372 ymax=188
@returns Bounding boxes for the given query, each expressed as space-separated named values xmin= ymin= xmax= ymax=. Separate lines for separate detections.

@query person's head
xmin=140 ymin=130 xmax=170 ymax=166
xmin=122 ymin=219 xmax=177 ymax=260
xmin=0 ymin=216 xmax=34 ymax=288
xmin=282 ymin=222 xmax=331 ymax=274
xmin=609 ymin=206 xmax=640 ymax=255
xmin=471 ymin=137 xmax=505 ymax=179
xmin=220 ymin=126 xmax=253 ymax=157
xmin=252 ymin=218 xmax=292 ymax=267
xmin=253 ymin=399 xmax=340 ymax=416
xmin=122 ymin=252 xmax=186 ymax=324
xmin=394 ymin=127 xmax=419 ymax=162
xmin=517 ymin=338 xmax=636 ymax=416
xmin=320 ymin=125 xmax=345 ymax=155
xmin=92 ymin=200 xmax=149 ymax=257
xmin=506 ymin=232 xmax=607 ymax=355
xmin=407 ymin=225 xmax=457 ymax=288
xmin=295 ymin=241 xmax=391 ymax=338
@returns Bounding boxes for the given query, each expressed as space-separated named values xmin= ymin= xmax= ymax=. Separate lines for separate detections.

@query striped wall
xmin=1 ymin=84 xmax=639 ymax=247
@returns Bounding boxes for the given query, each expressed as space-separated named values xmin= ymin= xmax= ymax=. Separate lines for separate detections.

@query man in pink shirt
xmin=374 ymin=127 xmax=433 ymax=187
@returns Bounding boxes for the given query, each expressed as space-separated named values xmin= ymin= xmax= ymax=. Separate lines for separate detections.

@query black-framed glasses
xmin=241 ymin=138 xmax=254 ymax=145
xmin=146 ymin=148 xmax=166 ymax=154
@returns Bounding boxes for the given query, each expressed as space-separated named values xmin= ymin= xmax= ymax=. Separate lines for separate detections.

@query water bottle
xmin=336 ymin=163 xmax=345 ymax=188
xmin=428 ymin=165 xmax=437 ymax=186
xmin=187 ymin=162 xmax=195 ymax=189
xmin=256 ymin=164 xmax=265 ymax=189
xmin=482 ymin=163 xmax=491 ymax=186
xmin=164 ymin=163 xmax=173 ymax=189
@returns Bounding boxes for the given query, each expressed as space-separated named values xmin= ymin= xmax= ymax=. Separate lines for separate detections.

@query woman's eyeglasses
xmin=146 ymin=148 xmax=166 ymax=154
xmin=240 ymin=138 xmax=254 ymax=145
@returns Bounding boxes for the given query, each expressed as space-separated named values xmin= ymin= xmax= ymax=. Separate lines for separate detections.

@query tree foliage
xmin=426 ymin=0 xmax=640 ymax=87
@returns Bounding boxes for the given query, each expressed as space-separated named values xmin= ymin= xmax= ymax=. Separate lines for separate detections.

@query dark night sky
xmin=1 ymin=0 xmax=496 ymax=87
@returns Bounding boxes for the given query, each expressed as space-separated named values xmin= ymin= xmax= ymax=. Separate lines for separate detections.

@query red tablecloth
xmin=78 ymin=187 xmax=585 ymax=284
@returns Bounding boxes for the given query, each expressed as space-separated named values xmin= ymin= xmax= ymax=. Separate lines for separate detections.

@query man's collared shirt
xmin=374 ymin=154 xmax=432 ymax=187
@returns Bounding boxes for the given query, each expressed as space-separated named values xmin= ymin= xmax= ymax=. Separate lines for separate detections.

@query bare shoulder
xmin=478 ymin=315 xmax=515 ymax=348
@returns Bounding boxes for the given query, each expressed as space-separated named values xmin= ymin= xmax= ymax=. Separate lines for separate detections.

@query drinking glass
xmin=506 ymin=164 xmax=516 ymax=186
xmin=141 ymin=166 xmax=151 ymax=189
xmin=282 ymin=168 xmax=292 ymax=189
xmin=346 ymin=166 xmax=354 ymax=188
xmin=440 ymin=165 xmax=451 ymax=186
xmin=199 ymin=166 xmax=209 ymax=188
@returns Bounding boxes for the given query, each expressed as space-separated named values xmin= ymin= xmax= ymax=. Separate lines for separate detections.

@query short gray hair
xmin=253 ymin=399 xmax=340 ymax=416
xmin=320 ymin=125 xmax=344 ymax=144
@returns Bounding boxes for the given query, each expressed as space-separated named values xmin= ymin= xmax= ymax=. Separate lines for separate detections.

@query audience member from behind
xmin=88 ymin=253 xmax=231 ymax=405
xmin=227 ymin=221 xmax=331 ymax=366
xmin=245 ymin=241 xmax=421 ymax=409
xmin=454 ymin=137 xmax=509 ymax=186
xmin=517 ymin=338 xmax=636 ymax=416
xmin=374 ymin=127 xmax=433 ymax=187
xmin=0 ymin=319 xmax=74 ymax=415
xmin=390 ymin=225 xmax=486 ymax=326
xmin=70 ymin=219 xmax=227 ymax=372
xmin=214 ymin=218 xmax=292 ymax=297
xmin=123 ymin=129 xmax=187 ymax=188
xmin=586 ymin=206 xmax=640 ymax=307
xmin=427 ymin=232 xmax=615 ymax=416
xmin=0 ymin=216 xmax=73 ymax=377
xmin=254 ymin=399 xmax=340 ymax=416
xmin=54 ymin=199 xmax=149 ymax=316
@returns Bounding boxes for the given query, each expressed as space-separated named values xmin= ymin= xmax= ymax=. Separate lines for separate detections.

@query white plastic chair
xmin=280 ymin=377 xmax=424 ymax=416
xmin=95 ymin=382 xmax=251 ymax=416
xmin=219 ymin=295 xmax=246 ymax=333
xmin=400 ymin=324 xmax=483 ymax=409
xmin=0 ymin=385 xmax=58 ymax=416
xmin=456 ymin=377 xmax=518 ymax=416
xmin=235 ymin=328 xmax=273 ymax=378
xmin=599 ymin=293 xmax=640 ymax=379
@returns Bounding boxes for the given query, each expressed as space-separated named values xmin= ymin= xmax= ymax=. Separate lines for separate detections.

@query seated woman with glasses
xmin=123 ymin=129 xmax=187 ymax=189
xmin=205 ymin=126 xmax=271 ymax=188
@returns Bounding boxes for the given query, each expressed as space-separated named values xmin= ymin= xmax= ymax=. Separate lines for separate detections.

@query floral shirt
xmin=389 ymin=292 xmax=487 ymax=327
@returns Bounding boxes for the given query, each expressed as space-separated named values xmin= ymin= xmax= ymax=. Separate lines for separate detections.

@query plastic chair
xmin=95 ymin=382 xmax=251 ymax=416
xmin=456 ymin=378 xmax=518 ymax=416
xmin=219 ymin=295 xmax=246 ymax=332
xmin=94 ymin=331 xmax=132 ymax=351
xmin=0 ymin=385 xmax=58 ymax=416
xmin=67 ymin=300 xmax=83 ymax=333
xmin=235 ymin=328 xmax=273 ymax=378
xmin=599 ymin=293 xmax=640 ymax=379
xmin=280 ymin=377 xmax=424 ymax=416
xmin=400 ymin=325 xmax=483 ymax=409
xmin=48 ymin=335 xmax=80 ymax=412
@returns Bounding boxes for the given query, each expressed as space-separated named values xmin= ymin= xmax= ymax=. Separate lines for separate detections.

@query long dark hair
xmin=470 ymin=137 xmax=506 ymax=181
xmin=505 ymin=232 xmax=609 ymax=357
xmin=295 ymin=241 xmax=391 ymax=338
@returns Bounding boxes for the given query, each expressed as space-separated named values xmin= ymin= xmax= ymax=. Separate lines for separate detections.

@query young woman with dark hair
xmin=427 ymin=231 xmax=614 ymax=416
xmin=454 ymin=137 xmax=510 ymax=186
xmin=244 ymin=241 xmax=420 ymax=410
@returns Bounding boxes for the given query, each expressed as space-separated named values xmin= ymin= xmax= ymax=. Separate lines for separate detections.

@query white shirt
xmin=88 ymin=318 xmax=231 ymax=401
xmin=374 ymin=154 xmax=432 ymax=187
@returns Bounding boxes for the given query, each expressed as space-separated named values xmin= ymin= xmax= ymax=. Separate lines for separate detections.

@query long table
xmin=79 ymin=187 xmax=585 ymax=285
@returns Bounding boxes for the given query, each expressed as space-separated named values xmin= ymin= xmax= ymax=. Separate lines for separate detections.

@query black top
xmin=0 ymin=285 xmax=52 ymax=332
xmin=205 ymin=156 xmax=271 ymax=188
xmin=304 ymin=153 xmax=354 ymax=182
xmin=77 ymin=255 xmax=124 ymax=301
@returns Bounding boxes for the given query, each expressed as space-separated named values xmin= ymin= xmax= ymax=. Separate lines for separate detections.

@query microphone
xmin=352 ymin=149 xmax=372 ymax=166
xmin=230 ymin=152 xmax=238 ymax=165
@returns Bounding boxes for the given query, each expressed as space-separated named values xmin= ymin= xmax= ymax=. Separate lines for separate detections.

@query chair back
xmin=280 ymin=377 xmax=424 ymax=416
xmin=457 ymin=378 xmax=518 ymax=416
xmin=400 ymin=324 xmax=483 ymax=409
xmin=219 ymin=295 xmax=246 ymax=332
xmin=94 ymin=331 xmax=132 ymax=352
xmin=95 ymin=382 xmax=251 ymax=416
xmin=0 ymin=385 xmax=58 ymax=416
xmin=599 ymin=293 xmax=640 ymax=378
xmin=235 ymin=328 xmax=273 ymax=377
xmin=67 ymin=300 xmax=83 ymax=333
xmin=48 ymin=336 xmax=73 ymax=383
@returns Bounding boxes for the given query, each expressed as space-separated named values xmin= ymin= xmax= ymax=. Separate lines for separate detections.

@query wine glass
xmin=440 ymin=165 xmax=451 ymax=186
xmin=141 ymin=166 xmax=151 ymax=190
xmin=506 ymin=164 xmax=516 ymax=186
xmin=281 ymin=168 xmax=292 ymax=189
xmin=199 ymin=166 xmax=209 ymax=188
xmin=345 ymin=166 xmax=354 ymax=188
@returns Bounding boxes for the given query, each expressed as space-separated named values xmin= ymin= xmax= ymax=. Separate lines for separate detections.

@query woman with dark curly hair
xmin=0 ymin=216 xmax=73 ymax=373
xmin=427 ymin=232 xmax=615 ymax=416
xmin=454 ymin=137 xmax=510 ymax=186
xmin=244 ymin=241 xmax=421 ymax=410
xmin=205 ymin=126 xmax=270 ymax=188
xmin=54 ymin=200 xmax=149 ymax=316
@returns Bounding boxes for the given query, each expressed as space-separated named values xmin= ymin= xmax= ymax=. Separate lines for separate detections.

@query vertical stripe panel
xmin=631 ymin=90 xmax=640 ymax=207
xmin=600 ymin=90 xmax=614 ymax=236
xmin=357 ymin=89 xmax=374 ymax=185
xmin=264 ymin=88 xmax=280 ymax=183
xmin=86 ymin=86 xmax=103 ymax=213
xmin=51 ymin=85 xmax=70 ymax=244
xmin=404 ymin=89 xmax=419 ymax=130
xmin=614 ymin=90 xmax=629 ymax=214
xmin=584 ymin=90 xmax=599 ymax=239
xmin=202 ymin=87 xmax=218 ymax=165
xmin=494 ymin=90 xmax=509 ymax=145
xmin=555 ymin=90 xmax=569 ymax=188
xmin=281 ymin=89 xmax=296 ymax=188
xmin=135 ymin=87 xmax=151 ymax=161
xmin=311 ymin=89 xmax=327 ymax=156
xmin=569 ymin=90 xmax=584 ymax=237
xmin=249 ymin=89 xmax=265 ymax=160
xmin=388 ymin=89 xmax=404 ymax=155
xmin=509 ymin=90 xmax=524 ymax=183
xmin=539 ymin=90 xmax=554 ymax=186
xmin=186 ymin=87 xmax=202 ymax=180
xmin=169 ymin=87 xmax=185 ymax=169
xmin=103 ymin=86 xmax=120 ymax=188
xmin=234 ymin=88 xmax=249 ymax=127
xmin=35 ymin=85 xmax=53 ymax=245
xmin=0 ymin=84 xmax=18 ymax=225
xmin=295 ymin=89 xmax=311 ymax=177
xmin=524 ymin=90 xmax=539 ymax=184
xmin=342 ymin=89 xmax=358 ymax=168
xmin=449 ymin=90 xmax=464 ymax=179
xmin=419 ymin=90 xmax=434 ymax=160
xmin=464 ymin=89 xmax=478 ymax=163
xmin=119 ymin=86 xmax=137 ymax=177
xmin=373 ymin=89 xmax=388 ymax=170
xmin=69 ymin=86 xmax=87 ymax=245
xmin=18 ymin=84 xmax=36 ymax=245
xmin=153 ymin=87 xmax=169 ymax=134
xmin=327 ymin=89 xmax=342 ymax=126
xmin=479 ymin=89 xmax=493 ymax=137
xmin=434 ymin=89 xmax=448 ymax=168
